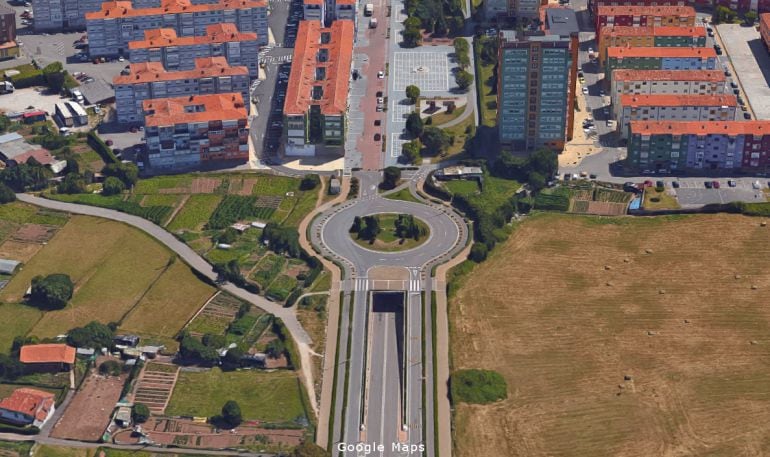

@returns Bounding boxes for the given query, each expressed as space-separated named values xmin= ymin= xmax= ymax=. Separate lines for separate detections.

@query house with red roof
xmin=19 ymin=344 xmax=76 ymax=373
xmin=0 ymin=388 xmax=55 ymax=427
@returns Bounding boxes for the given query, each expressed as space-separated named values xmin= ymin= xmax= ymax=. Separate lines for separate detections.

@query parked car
xmin=744 ymin=112 xmax=752 ymax=119
xmin=656 ymin=180 xmax=664 ymax=188
xmin=705 ymin=181 xmax=713 ymax=189
xmin=374 ymin=133 xmax=381 ymax=141
xmin=589 ymin=173 xmax=597 ymax=179
xmin=712 ymin=181 xmax=720 ymax=189
xmin=730 ymin=82 xmax=738 ymax=89
xmin=728 ymin=179 xmax=737 ymax=187
xmin=582 ymin=87 xmax=588 ymax=94
xmin=753 ymin=181 xmax=761 ymax=189
xmin=377 ymin=71 xmax=384 ymax=79
xmin=672 ymin=181 xmax=680 ymax=188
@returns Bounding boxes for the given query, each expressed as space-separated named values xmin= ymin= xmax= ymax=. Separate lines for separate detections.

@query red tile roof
xmin=762 ymin=13 xmax=770 ymax=31
xmin=0 ymin=388 xmax=55 ymax=422
xmin=284 ymin=20 xmax=354 ymax=116
xmin=19 ymin=344 xmax=75 ymax=365
xmin=128 ymin=24 xmax=258 ymax=50
xmin=143 ymin=93 xmax=247 ymax=127
xmin=597 ymin=5 xmax=695 ymax=16
xmin=86 ymin=0 xmax=267 ymax=20
xmin=12 ymin=148 xmax=55 ymax=166
xmin=303 ymin=0 xmax=323 ymax=5
xmin=600 ymin=25 xmax=705 ymax=38
xmin=611 ymin=69 xmax=725 ymax=82
xmin=607 ymin=46 xmax=716 ymax=58
xmin=630 ymin=120 xmax=770 ymax=136
xmin=620 ymin=93 xmax=737 ymax=107
xmin=114 ymin=57 xmax=248 ymax=85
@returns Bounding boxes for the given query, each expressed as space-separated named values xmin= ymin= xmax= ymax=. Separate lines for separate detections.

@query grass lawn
xmin=474 ymin=45 xmax=497 ymax=128
xmin=643 ymin=188 xmax=680 ymax=210
xmin=352 ymin=214 xmax=430 ymax=252
xmin=0 ymin=303 xmax=42 ymax=354
xmin=310 ymin=271 xmax=332 ymax=293
xmin=252 ymin=175 xmax=300 ymax=196
xmin=0 ymin=441 xmax=33 ymax=457
xmin=441 ymin=114 xmax=474 ymax=158
xmin=186 ymin=313 xmax=232 ymax=335
xmin=251 ymin=253 xmax=285 ymax=288
xmin=133 ymin=175 xmax=193 ymax=194
xmin=265 ymin=274 xmax=298 ymax=302
xmin=120 ymin=260 xmax=215 ymax=341
xmin=444 ymin=179 xmax=479 ymax=196
xmin=166 ymin=368 xmax=307 ymax=423
xmin=0 ymin=202 xmax=39 ymax=224
xmin=428 ymin=104 xmax=466 ymax=126
xmin=384 ymin=188 xmax=420 ymax=204
xmin=167 ymin=195 xmax=223 ymax=232
xmin=451 ymin=213 xmax=770 ymax=457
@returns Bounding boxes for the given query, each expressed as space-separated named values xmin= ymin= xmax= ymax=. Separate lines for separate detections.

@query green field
xmin=266 ymin=274 xmax=298 ymax=301
xmin=444 ymin=179 xmax=479 ymax=196
xmin=167 ymin=195 xmax=222 ymax=231
xmin=352 ymin=214 xmax=430 ymax=252
xmin=166 ymin=368 xmax=307 ymax=423
xmin=251 ymin=253 xmax=285 ymax=288
xmin=384 ymin=188 xmax=420 ymax=204
xmin=0 ymin=304 xmax=42 ymax=353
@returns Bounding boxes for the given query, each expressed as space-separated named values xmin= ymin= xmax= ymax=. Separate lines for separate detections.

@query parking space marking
xmin=392 ymin=52 xmax=449 ymax=92
xmin=391 ymin=101 xmax=414 ymax=123
xmin=390 ymin=133 xmax=409 ymax=158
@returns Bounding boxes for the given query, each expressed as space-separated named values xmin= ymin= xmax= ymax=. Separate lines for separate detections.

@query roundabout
xmin=349 ymin=213 xmax=431 ymax=253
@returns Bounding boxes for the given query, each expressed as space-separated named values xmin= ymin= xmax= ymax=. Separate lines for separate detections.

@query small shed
xmin=250 ymin=221 xmax=266 ymax=229
xmin=329 ymin=178 xmax=341 ymax=195
xmin=115 ymin=406 xmax=132 ymax=427
xmin=0 ymin=259 xmax=20 ymax=275
xmin=22 ymin=110 xmax=47 ymax=124
xmin=114 ymin=335 xmax=139 ymax=347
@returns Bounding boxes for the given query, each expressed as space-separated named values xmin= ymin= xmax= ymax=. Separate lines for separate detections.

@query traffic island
xmin=349 ymin=213 xmax=430 ymax=252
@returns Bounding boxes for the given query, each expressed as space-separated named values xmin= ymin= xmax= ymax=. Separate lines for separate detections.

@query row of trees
xmin=394 ymin=214 xmax=427 ymax=241
xmin=350 ymin=215 xmax=382 ymax=241
xmin=58 ymin=162 xmax=139 ymax=196
xmin=402 ymin=113 xmax=452 ymax=163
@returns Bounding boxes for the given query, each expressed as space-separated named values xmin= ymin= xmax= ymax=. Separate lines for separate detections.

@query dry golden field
xmin=451 ymin=213 xmax=770 ymax=457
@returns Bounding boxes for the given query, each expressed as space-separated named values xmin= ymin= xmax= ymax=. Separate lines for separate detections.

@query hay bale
xmin=604 ymin=265 xmax=612 ymax=271
xmin=761 ymin=221 xmax=767 ymax=227
xmin=623 ymin=258 xmax=630 ymax=263
xmin=645 ymin=248 xmax=653 ymax=254
xmin=606 ymin=281 xmax=613 ymax=287
xmin=647 ymin=330 xmax=657 ymax=336
xmin=683 ymin=319 xmax=690 ymax=324
xmin=658 ymin=289 xmax=665 ymax=295
xmin=624 ymin=374 xmax=632 ymax=381
xmin=750 ymin=340 xmax=759 ymax=345
xmin=751 ymin=285 xmax=758 ymax=290
xmin=735 ymin=274 xmax=742 ymax=280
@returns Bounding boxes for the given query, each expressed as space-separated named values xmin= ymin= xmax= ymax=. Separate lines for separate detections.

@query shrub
xmin=405 ymin=85 xmax=420 ymax=104
xmin=215 ymin=400 xmax=242 ymax=429
xmin=468 ymin=242 xmax=488 ymax=262
xmin=98 ymin=360 xmax=122 ymax=376
xmin=102 ymin=162 xmax=138 ymax=187
xmin=450 ymin=369 xmax=507 ymax=404
xmin=57 ymin=173 xmax=88 ymax=194
xmin=102 ymin=176 xmax=125 ymax=196
xmin=382 ymin=166 xmax=401 ymax=190
xmin=132 ymin=403 xmax=150 ymax=423
xmin=0 ymin=182 xmax=15 ymax=203
xmin=29 ymin=274 xmax=73 ymax=310
xmin=300 ymin=174 xmax=321 ymax=191
xmin=87 ymin=131 xmax=118 ymax=164
xmin=67 ymin=321 xmax=114 ymax=349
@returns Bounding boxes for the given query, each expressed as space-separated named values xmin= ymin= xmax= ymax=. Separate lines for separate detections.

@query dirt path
xmin=297 ymin=176 xmax=350 ymax=448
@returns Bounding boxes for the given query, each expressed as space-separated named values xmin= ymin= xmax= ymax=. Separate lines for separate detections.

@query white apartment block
xmin=128 ymin=23 xmax=260 ymax=77
xmin=85 ymin=0 xmax=267 ymax=57
xmin=113 ymin=56 xmax=250 ymax=123
xmin=610 ymin=69 xmax=727 ymax=109
xmin=618 ymin=94 xmax=738 ymax=138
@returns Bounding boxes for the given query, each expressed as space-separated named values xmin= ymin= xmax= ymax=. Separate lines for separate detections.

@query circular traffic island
xmin=349 ymin=213 xmax=431 ymax=252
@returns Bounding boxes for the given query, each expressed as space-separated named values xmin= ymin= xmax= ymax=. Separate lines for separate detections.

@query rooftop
xmin=600 ymin=25 xmax=705 ymax=38
xmin=630 ymin=120 xmax=770 ymax=136
xmin=607 ymin=46 xmax=716 ymax=58
xmin=597 ymin=5 xmax=695 ymax=16
xmin=284 ymin=20 xmax=354 ymax=116
xmin=543 ymin=7 xmax=579 ymax=37
xmin=762 ymin=13 xmax=770 ymax=31
xmin=11 ymin=148 xmax=55 ymax=166
xmin=0 ymin=388 xmax=55 ymax=422
xmin=128 ymin=23 xmax=258 ymax=50
xmin=142 ymin=93 xmax=247 ymax=127
xmin=620 ymin=93 xmax=737 ymax=107
xmin=19 ymin=344 xmax=76 ymax=365
xmin=86 ymin=0 xmax=267 ymax=20
xmin=612 ymin=69 xmax=725 ymax=82
xmin=114 ymin=57 xmax=248 ymax=85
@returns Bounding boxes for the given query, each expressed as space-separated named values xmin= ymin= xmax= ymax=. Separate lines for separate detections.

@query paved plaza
xmin=392 ymin=52 xmax=450 ymax=92
xmin=717 ymin=24 xmax=770 ymax=120
xmin=391 ymin=101 xmax=414 ymax=123
xmin=390 ymin=133 xmax=410 ymax=158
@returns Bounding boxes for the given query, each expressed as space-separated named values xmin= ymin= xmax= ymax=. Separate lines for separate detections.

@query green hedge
xmin=0 ymin=423 xmax=40 ymax=435
xmin=450 ymin=369 xmax=507 ymax=405
xmin=533 ymin=192 xmax=570 ymax=211
xmin=87 ymin=131 xmax=119 ymax=164
xmin=9 ymin=68 xmax=44 ymax=89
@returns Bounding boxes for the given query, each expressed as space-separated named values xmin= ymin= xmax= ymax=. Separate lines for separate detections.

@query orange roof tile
xmin=607 ymin=46 xmax=716 ymax=58
xmin=86 ymin=0 xmax=267 ymax=20
xmin=630 ymin=120 xmax=770 ymax=136
xmin=620 ymin=93 xmax=737 ymax=107
xmin=303 ymin=0 xmax=324 ymax=5
xmin=335 ymin=0 xmax=356 ymax=4
xmin=600 ymin=25 xmax=705 ymax=38
xmin=129 ymin=24 xmax=258 ymax=50
xmin=143 ymin=93 xmax=247 ymax=127
xmin=611 ymin=69 xmax=725 ymax=82
xmin=284 ymin=20 xmax=354 ymax=116
xmin=0 ymin=388 xmax=55 ymax=422
xmin=762 ymin=13 xmax=770 ymax=30
xmin=114 ymin=57 xmax=248 ymax=85
xmin=19 ymin=344 xmax=75 ymax=365
xmin=597 ymin=5 xmax=695 ymax=16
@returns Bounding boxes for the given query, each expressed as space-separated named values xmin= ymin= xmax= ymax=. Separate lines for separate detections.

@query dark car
xmin=744 ymin=112 xmax=752 ymax=119
xmin=374 ymin=133 xmax=381 ymax=141
xmin=374 ymin=119 xmax=381 ymax=126
xmin=656 ymin=180 xmax=664 ymax=188
xmin=672 ymin=181 xmax=680 ymax=188
xmin=564 ymin=173 xmax=572 ymax=181
xmin=376 ymin=91 xmax=383 ymax=97
xmin=705 ymin=181 xmax=713 ymax=189
xmin=730 ymin=82 xmax=738 ymax=89
xmin=713 ymin=181 xmax=721 ymax=189
xmin=589 ymin=173 xmax=597 ymax=179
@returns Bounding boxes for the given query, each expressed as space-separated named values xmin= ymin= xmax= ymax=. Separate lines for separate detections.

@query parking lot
xmin=717 ymin=23 xmax=770 ymax=120
xmin=674 ymin=178 xmax=767 ymax=206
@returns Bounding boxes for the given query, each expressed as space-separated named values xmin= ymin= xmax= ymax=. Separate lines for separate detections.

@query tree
xmin=42 ymin=62 xmax=66 ymax=93
xmin=221 ymin=400 xmax=242 ymax=428
xmin=745 ymin=10 xmax=758 ymax=25
xmin=300 ymin=174 xmax=320 ymax=191
xmin=266 ymin=339 xmax=286 ymax=359
xmin=216 ymin=227 xmax=239 ymax=245
xmin=99 ymin=360 xmax=122 ymax=376
xmin=350 ymin=216 xmax=363 ymax=233
xmin=455 ymin=70 xmax=474 ymax=91
xmin=202 ymin=333 xmax=227 ymax=349
xmin=65 ymin=158 xmax=80 ymax=175
xmin=67 ymin=321 xmax=115 ymax=349
xmin=382 ymin=166 xmax=401 ymax=190
xmin=405 ymin=112 xmax=424 ymax=138
xmin=401 ymin=140 xmax=421 ymax=164
xmin=57 ymin=173 xmax=87 ymax=194
xmin=132 ymin=403 xmax=150 ymax=424
xmin=102 ymin=162 xmax=138 ymax=188
xmin=0 ymin=161 xmax=53 ymax=192
xmin=0 ymin=354 xmax=24 ymax=380
xmin=0 ymin=182 xmax=15 ymax=203
xmin=101 ymin=176 xmax=125 ymax=196
xmin=30 ymin=274 xmax=73 ymax=310
xmin=402 ymin=17 xmax=422 ymax=48
xmin=359 ymin=215 xmax=381 ymax=241
xmin=528 ymin=171 xmax=546 ymax=192
xmin=469 ymin=242 xmax=488 ymax=262
xmin=222 ymin=346 xmax=245 ymax=370
xmin=291 ymin=441 xmax=330 ymax=457
xmin=420 ymin=126 xmax=450 ymax=154
xmin=405 ymin=85 xmax=420 ymax=104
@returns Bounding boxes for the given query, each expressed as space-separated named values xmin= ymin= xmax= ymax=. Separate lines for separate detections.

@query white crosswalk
xmin=352 ymin=277 xmax=369 ymax=291
xmin=261 ymin=54 xmax=293 ymax=64
xmin=408 ymin=279 xmax=421 ymax=291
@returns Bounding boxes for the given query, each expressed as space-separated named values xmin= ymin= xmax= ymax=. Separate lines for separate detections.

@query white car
xmin=377 ymin=71 xmax=385 ymax=79
xmin=582 ymin=87 xmax=588 ymax=94
xmin=118 ymin=56 xmax=125 ymax=62
xmin=376 ymin=97 xmax=384 ymax=104
xmin=753 ymin=181 xmax=761 ymax=189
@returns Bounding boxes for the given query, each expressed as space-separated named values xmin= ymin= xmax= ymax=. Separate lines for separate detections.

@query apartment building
xmin=114 ymin=57 xmax=250 ymax=124
xmin=627 ymin=121 xmax=770 ymax=172
xmin=507 ymin=0 xmax=545 ymax=18
xmin=598 ymin=26 xmax=706 ymax=65
xmin=143 ymin=93 xmax=249 ymax=169
xmin=498 ymin=11 xmax=579 ymax=152
xmin=588 ymin=0 xmax=691 ymax=16
xmin=714 ymin=0 xmax=770 ymax=14
xmin=762 ymin=13 xmax=770 ymax=50
xmin=128 ymin=24 xmax=259 ymax=77
xmin=605 ymin=47 xmax=717 ymax=80
xmin=0 ymin=5 xmax=15 ymax=44
xmin=85 ymin=0 xmax=267 ymax=57
xmin=32 ymin=0 xmax=159 ymax=31
xmin=595 ymin=5 xmax=696 ymax=33
xmin=283 ymin=20 xmax=354 ymax=156
xmin=303 ymin=0 xmax=325 ymax=22
xmin=617 ymin=94 xmax=737 ymax=137
xmin=610 ymin=69 xmax=726 ymax=108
